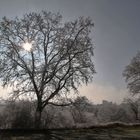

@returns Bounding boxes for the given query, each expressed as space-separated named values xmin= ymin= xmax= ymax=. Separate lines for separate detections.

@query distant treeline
xmin=0 ymin=96 xmax=139 ymax=129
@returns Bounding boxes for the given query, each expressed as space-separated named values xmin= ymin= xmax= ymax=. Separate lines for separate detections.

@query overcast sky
xmin=0 ymin=0 xmax=140 ymax=103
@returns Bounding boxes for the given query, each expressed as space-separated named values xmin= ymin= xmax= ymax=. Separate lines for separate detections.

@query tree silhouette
xmin=0 ymin=11 xmax=95 ymax=128
xmin=123 ymin=52 xmax=140 ymax=95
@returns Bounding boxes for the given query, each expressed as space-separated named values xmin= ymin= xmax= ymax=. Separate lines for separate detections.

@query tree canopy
xmin=123 ymin=52 xmax=140 ymax=95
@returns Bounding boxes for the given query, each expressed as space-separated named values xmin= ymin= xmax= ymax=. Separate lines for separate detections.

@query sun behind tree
xmin=22 ymin=42 xmax=32 ymax=51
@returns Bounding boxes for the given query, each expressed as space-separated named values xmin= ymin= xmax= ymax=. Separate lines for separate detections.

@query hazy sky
xmin=0 ymin=0 xmax=140 ymax=103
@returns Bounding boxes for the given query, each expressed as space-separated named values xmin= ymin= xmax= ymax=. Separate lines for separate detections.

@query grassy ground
xmin=0 ymin=125 xmax=140 ymax=140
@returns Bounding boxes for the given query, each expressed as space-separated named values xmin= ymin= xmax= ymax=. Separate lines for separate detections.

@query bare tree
xmin=70 ymin=96 xmax=93 ymax=124
xmin=123 ymin=52 xmax=140 ymax=95
xmin=0 ymin=11 xmax=95 ymax=128
xmin=124 ymin=97 xmax=140 ymax=122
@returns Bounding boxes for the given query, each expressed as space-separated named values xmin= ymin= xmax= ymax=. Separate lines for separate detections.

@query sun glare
xmin=22 ymin=42 xmax=32 ymax=51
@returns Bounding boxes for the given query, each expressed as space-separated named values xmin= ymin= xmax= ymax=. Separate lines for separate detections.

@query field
xmin=0 ymin=125 xmax=140 ymax=140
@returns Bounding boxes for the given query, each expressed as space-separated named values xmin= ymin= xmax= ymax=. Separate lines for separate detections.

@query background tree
xmin=123 ymin=52 xmax=140 ymax=95
xmin=0 ymin=99 xmax=34 ymax=128
xmin=70 ymin=96 xmax=94 ymax=125
xmin=11 ymin=100 xmax=34 ymax=128
xmin=0 ymin=11 xmax=95 ymax=128
xmin=70 ymin=96 xmax=91 ymax=124
xmin=123 ymin=97 xmax=140 ymax=122
xmin=97 ymin=100 xmax=118 ymax=123
xmin=110 ymin=107 xmax=129 ymax=123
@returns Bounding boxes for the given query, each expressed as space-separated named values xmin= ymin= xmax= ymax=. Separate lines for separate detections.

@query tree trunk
xmin=135 ymin=112 xmax=139 ymax=122
xmin=35 ymin=108 xmax=42 ymax=129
